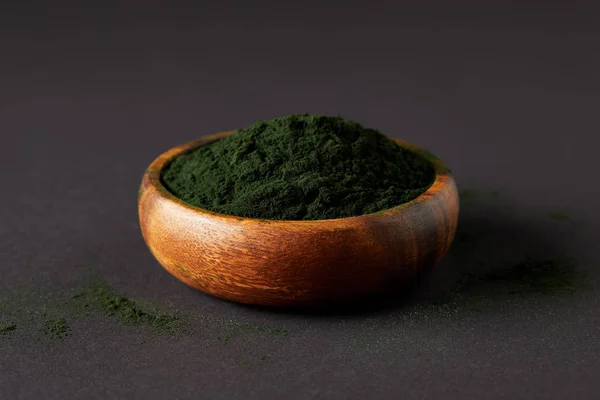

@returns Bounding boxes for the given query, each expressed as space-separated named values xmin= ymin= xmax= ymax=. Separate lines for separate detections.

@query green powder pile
xmin=161 ymin=114 xmax=436 ymax=220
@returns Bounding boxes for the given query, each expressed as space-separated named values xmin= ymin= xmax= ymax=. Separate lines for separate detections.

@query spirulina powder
xmin=161 ymin=114 xmax=436 ymax=220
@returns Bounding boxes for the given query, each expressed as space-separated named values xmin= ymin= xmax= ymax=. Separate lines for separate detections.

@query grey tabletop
xmin=1 ymin=3 xmax=599 ymax=400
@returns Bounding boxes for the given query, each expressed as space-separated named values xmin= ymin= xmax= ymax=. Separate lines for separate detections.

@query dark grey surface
xmin=1 ymin=3 xmax=599 ymax=399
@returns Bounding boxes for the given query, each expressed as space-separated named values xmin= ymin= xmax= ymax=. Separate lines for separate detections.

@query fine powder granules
xmin=160 ymin=114 xmax=436 ymax=220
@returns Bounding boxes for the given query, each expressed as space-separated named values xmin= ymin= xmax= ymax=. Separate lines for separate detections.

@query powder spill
xmin=548 ymin=212 xmax=570 ymax=221
xmin=0 ymin=277 xmax=296 ymax=344
xmin=70 ymin=280 xmax=180 ymax=333
xmin=0 ymin=321 xmax=16 ymax=335
xmin=481 ymin=258 xmax=582 ymax=294
xmin=43 ymin=318 xmax=70 ymax=339
xmin=458 ymin=189 xmax=477 ymax=204
xmin=161 ymin=114 xmax=436 ymax=220
xmin=423 ymin=257 xmax=586 ymax=315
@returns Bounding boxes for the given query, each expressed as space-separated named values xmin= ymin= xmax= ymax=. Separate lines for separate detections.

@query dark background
xmin=1 ymin=2 xmax=599 ymax=399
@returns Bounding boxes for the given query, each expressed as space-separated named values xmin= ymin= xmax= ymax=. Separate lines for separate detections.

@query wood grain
xmin=138 ymin=131 xmax=459 ymax=307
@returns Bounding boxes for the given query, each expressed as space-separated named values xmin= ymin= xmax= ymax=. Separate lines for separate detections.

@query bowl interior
xmin=144 ymin=131 xmax=453 ymax=225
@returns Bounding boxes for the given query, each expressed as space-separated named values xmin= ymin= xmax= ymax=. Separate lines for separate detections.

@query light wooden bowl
xmin=138 ymin=131 xmax=459 ymax=307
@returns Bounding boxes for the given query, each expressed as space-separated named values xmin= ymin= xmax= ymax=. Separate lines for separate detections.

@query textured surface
xmin=160 ymin=115 xmax=436 ymax=220
xmin=2 ymin=3 xmax=600 ymax=400
xmin=140 ymin=132 xmax=458 ymax=306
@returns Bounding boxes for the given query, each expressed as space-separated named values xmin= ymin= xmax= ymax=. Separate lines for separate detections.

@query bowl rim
xmin=141 ymin=130 xmax=454 ymax=226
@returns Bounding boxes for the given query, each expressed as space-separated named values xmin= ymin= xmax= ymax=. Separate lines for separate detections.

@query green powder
xmin=43 ymin=318 xmax=70 ymax=339
xmin=0 ymin=321 xmax=16 ymax=335
xmin=458 ymin=189 xmax=477 ymax=204
xmin=71 ymin=280 xmax=179 ymax=332
xmin=452 ymin=258 xmax=584 ymax=297
xmin=548 ymin=212 xmax=570 ymax=221
xmin=161 ymin=114 xmax=436 ymax=220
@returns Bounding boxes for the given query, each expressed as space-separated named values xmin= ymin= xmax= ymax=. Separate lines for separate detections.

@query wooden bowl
xmin=138 ymin=131 xmax=459 ymax=307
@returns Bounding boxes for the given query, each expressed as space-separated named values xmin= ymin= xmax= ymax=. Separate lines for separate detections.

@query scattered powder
xmin=458 ymin=189 xmax=477 ymax=204
xmin=43 ymin=318 xmax=70 ymax=339
xmin=548 ymin=212 xmax=570 ymax=221
xmin=0 ymin=321 xmax=16 ymax=335
xmin=70 ymin=280 xmax=180 ymax=333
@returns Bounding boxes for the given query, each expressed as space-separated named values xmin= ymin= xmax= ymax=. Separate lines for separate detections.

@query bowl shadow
xmin=232 ymin=194 xmax=585 ymax=317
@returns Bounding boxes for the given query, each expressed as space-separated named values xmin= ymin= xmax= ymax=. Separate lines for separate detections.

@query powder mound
xmin=161 ymin=114 xmax=436 ymax=220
